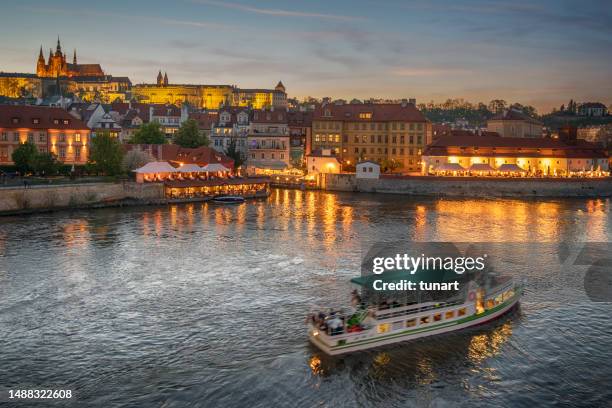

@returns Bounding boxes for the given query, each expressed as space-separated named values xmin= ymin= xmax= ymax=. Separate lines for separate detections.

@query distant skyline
xmin=1 ymin=0 xmax=611 ymax=112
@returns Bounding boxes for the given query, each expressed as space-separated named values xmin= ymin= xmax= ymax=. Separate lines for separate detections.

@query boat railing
xmin=374 ymin=299 xmax=465 ymax=321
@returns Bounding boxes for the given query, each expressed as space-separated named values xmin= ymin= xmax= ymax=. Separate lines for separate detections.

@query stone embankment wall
xmin=322 ymin=174 xmax=612 ymax=198
xmin=0 ymin=182 xmax=164 ymax=214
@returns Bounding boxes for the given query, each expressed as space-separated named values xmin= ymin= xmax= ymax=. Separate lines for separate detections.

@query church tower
xmin=157 ymin=70 xmax=163 ymax=86
xmin=36 ymin=46 xmax=46 ymax=76
xmin=73 ymin=49 xmax=77 ymax=65
xmin=163 ymin=72 xmax=168 ymax=86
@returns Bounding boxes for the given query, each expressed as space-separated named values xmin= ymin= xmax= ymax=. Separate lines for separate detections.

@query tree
xmin=380 ymin=158 xmax=401 ymax=173
xmin=173 ymin=119 xmax=209 ymax=148
xmin=32 ymin=152 xmax=61 ymax=176
xmin=11 ymin=142 xmax=38 ymax=175
xmin=122 ymin=149 xmax=153 ymax=172
xmin=488 ymin=99 xmax=508 ymax=114
xmin=130 ymin=122 xmax=166 ymax=144
xmin=223 ymin=138 xmax=245 ymax=170
xmin=88 ymin=131 xmax=124 ymax=176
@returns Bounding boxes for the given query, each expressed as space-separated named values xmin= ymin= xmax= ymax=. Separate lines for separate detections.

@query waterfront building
xmin=0 ymin=105 xmax=89 ymax=165
xmin=486 ymin=109 xmax=544 ymax=138
xmin=311 ymin=101 xmax=432 ymax=173
xmin=422 ymin=133 xmax=609 ymax=176
xmin=125 ymin=144 xmax=234 ymax=169
xmin=211 ymin=107 xmax=250 ymax=156
xmin=149 ymin=104 xmax=184 ymax=140
xmin=288 ymin=110 xmax=312 ymax=164
xmin=247 ymin=107 xmax=290 ymax=173
xmin=356 ymin=161 xmax=381 ymax=179
xmin=577 ymin=125 xmax=612 ymax=148
xmin=305 ymin=149 xmax=341 ymax=175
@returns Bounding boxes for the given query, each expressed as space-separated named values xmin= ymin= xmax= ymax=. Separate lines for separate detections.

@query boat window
xmin=486 ymin=299 xmax=495 ymax=309
xmin=445 ymin=310 xmax=455 ymax=319
xmin=420 ymin=316 xmax=430 ymax=325
xmin=458 ymin=308 xmax=466 ymax=317
xmin=406 ymin=318 xmax=416 ymax=328
xmin=433 ymin=313 xmax=442 ymax=322
xmin=495 ymin=294 xmax=503 ymax=305
xmin=392 ymin=321 xmax=403 ymax=331
xmin=377 ymin=323 xmax=391 ymax=334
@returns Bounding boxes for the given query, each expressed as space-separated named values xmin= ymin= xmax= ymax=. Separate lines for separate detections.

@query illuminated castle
xmin=36 ymin=37 xmax=105 ymax=78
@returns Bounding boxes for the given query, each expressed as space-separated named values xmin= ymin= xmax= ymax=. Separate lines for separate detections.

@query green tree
xmin=224 ymin=139 xmax=245 ymax=170
xmin=174 ymin=119 xmax=209 ymax=148
xmin=32 ymin=152 xmax=61 ymax=176
xmin=11 ymin=142 xmax=38 ymax=175
xmin=88 ymin=131 xmax=124 ymax=176
xmin=380 ymin=158 xmax=401 ymax=173
xmin=130 ymin=122 xmax=166 ymax=144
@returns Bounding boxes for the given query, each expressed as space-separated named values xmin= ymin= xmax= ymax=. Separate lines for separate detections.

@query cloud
xmin=191 ymin=0 xmax=364 ymax=21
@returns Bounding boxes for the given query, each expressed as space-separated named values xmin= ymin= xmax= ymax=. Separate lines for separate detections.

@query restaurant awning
xmin=469 ymin=163 xmax=495 ymax=172
xmin=497 ymin=163 xmax=527 ymax=173
xmin=133 ymin=161 xmax=177 ymax=173
xmin=176 ymin=163 xmax=203 ymax=173
xmin=201 ymin=163 xmax=231 ymax=172
xmin=435 ymin=163 xmax=465 ymax=172
xmin=249 ymin=161 xmax=289 ymax=170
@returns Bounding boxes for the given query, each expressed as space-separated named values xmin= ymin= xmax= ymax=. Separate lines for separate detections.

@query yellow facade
xmin=132 ymin=84 xmax=233 ymax=108
xmin=312 ymin=120 xmax=431 ymax=172
xmin=0 ymin=75 xmax=42 ymax=98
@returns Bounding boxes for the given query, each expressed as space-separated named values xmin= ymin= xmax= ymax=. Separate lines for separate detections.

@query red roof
xmin=287 ymin=111 xmax=313 ymax=127
xmin=0 ymin=105 xmax=88 ymax=130
xmin=189 ymin=112 xmax=217 ymax=130
xmin=313 ymin=102 xmax=428 ymax=122
xmin=424 ymin=134 xmax=608 ymax=159
xmin=161 ymin=145 xmax=234 ymax=168
xmin=251 ymin=108 xmax=287 ymax=124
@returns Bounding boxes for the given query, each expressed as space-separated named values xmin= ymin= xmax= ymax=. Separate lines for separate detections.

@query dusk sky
xmin=1 ymin=0 xmax=610 ymax=112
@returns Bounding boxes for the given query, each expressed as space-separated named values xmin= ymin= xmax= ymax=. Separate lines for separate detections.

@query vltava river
xmin=1 ymin=190 xmax=611 ymax=407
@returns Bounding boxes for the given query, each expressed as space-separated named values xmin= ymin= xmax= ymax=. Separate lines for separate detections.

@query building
xmin=247 ymin=107 xmax=290 ymax=173
xmin=36 ymin=38 xmax=104 ymax=78
xmin=132 ymin=72 xmax=286 ymax=110
xmin=578 ymin=125 xmax=612 ymax=148
xmin=149 ymin=104 xmax=185 ymax=140
xmin=577 ymin=102 xmax=608 ymax=117
xmin=124 ymin=144 xmax=234 ymax=169
xmin=210 ymin=107 xmax=250 ymax=156
xmin=189 ymin=111 xmax=217 ymax=141
xmin=67 ymin=76 xmax=131 ymax=103
xmin=422 ymin=133 xmax=609 ymax=176
xmin=287 ymin=110 xmax=312 ymax=165
xmin=311 ymin=101 xmax=432 ymax=173
xmin=486 ymin=109 xmax=543 ymax=138
xmin=356 ymin=161 xmax=381 ymax=179
xmin=305 ymin=148 xmax=341 ymax=175
xmin=0 ymin=105 xmax=90 ymax=165
xmin=0 ymin=73 xmax=42 ymax=99
xmin=232 ymin=81 xmax=287 ymax=109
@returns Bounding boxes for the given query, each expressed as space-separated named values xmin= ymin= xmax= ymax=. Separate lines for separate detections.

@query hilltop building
xmin=36 ymin=37 xmax=104 ymax=78
xmin=486 ymin=109 xmax=543 ymax=138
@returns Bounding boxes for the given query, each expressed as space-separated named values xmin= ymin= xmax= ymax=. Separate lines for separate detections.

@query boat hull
xmin=309 ymin=293 xmax=520 ymax=355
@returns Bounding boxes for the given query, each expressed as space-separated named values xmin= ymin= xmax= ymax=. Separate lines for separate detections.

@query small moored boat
xmin=212 ymin=195 xmax=246 ymax=204
xmin=307 ymin=271 xmax=522 ymax=355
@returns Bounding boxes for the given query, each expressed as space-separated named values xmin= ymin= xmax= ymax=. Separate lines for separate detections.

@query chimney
xmin=401 ymin=99 xmax=408 ymax=107
xmin=409 ymin=98 xmax=416 ymax=105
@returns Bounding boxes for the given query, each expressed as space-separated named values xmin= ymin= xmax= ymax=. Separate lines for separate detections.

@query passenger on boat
xmin=350 ymin=290 xmax=362 ymax=308
xmin=327 ymin=313 xmax=344 ymax=335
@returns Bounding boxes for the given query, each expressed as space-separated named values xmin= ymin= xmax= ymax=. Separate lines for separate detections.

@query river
xmin=1 ymin=189 xmax=611 ymax=407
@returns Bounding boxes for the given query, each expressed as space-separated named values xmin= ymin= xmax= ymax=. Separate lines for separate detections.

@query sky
xmin=0 ymin=0 xmax=610 ymax=113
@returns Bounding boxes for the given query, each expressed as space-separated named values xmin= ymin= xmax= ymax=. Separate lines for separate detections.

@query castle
xmin=36 ymin=37 xmax=105 ymax=78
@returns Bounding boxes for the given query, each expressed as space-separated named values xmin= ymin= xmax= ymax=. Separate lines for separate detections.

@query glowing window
xmin=406 ymin=318 xmax=416 ymax=328
xmin=433 ymin=313 xmax=442 ymax=322
xmin=420 ymin=316 xmax=430 ymax=325
xmin=458 ymin=308 xmax=466 ymax=317
xmin=359 ymin=112 xmax=372 ymax=119
xmin=445 ymin=311 xmax=455 ymax=319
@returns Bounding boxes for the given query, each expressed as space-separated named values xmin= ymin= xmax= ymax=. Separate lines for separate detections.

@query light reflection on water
xmin=0 ymin=190 xmax=611 ymax=407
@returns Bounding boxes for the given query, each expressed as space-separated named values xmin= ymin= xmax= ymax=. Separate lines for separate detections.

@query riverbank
xmin=320 ymin=174 xmax=612 ymax=198
xmin=0 ymin=181 xmax=273 ymax=216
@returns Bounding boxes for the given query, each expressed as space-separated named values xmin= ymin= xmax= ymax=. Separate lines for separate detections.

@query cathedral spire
xmin=73 ymin=49 xmax=77 ymax=65
xmin=163 ymin=72 xmax=168 ymax=86
xmin=56 ymin=36 xmax=62 ymax=54
xmin=38 ymin=46 xmax=44 ymax=61
xmin=157 ymin=70 xmax=163 ymax=86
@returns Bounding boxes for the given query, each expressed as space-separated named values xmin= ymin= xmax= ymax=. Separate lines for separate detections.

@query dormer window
xmin=11 ymin=117 xmax=19 ymax=124
xmin=53 ymin=119 xmax=59 ymax=125
xmin=324 ymin=109 xmax=331 ymax=117
xmin=359 ymin=112 xmax=372 ymax=119
xmin=63 ymin=119 xmax=70 ymax=125
xmin=32 ymin=118 xmax=40 ymax=124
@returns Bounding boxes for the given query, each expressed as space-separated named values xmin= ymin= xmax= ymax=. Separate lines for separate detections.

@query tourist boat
xmin=307 ymin=271 xmax=522 ymax=355
xmin=212 ymin=196 xmax=246 ymax=204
